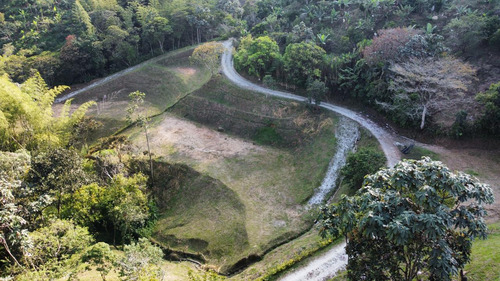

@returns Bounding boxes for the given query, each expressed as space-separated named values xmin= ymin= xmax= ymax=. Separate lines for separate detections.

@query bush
xmin=476 ymin=81 xmax=500 ymax=136
xmin=340 ymin=147 xmax=385 ymax=191
xmin=28 ymin=219 xmax=94 ymax=266
xmin=445 ymin=14 xmax=500 ymax=53
xmin=450 ymin=110 xmax=470 ymax=139
xmin=362 ymin=27 xmax=420 ymax=65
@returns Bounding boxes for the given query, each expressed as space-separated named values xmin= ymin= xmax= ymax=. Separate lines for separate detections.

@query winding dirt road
xmin=221 ymin=41 xmax=401 ymax=167
xmin=221 ymin=40 xmax=402 ymax=281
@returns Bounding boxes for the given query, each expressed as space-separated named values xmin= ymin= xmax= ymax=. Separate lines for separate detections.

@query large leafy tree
xmin=283 ymin=41 xmax=325 ymax=86
xmin=27 ymin=148 xmax=92 ymax=217
xmin=234 ymin=35 xmax=281 ymax=79
xmin=362 ymin=27 xmax=420 ymax=65
xmin=105 ymin=174 xmax=149 ymax=244
xmin=190 ymin=42 xmax=225 ymax=76
xmin=320 ymin=157 xmax=494 ymax=281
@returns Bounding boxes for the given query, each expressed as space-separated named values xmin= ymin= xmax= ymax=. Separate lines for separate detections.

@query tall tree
xmin=320 ymin=157 xmax=494 ymax=281
xmin=27 ymin=148 xmax=92 ymax=217
xmin=234 ymin=35 xmax=281 ymax=79
xmin=72 ymin=0 xmax=95 ymax=35
xmin=126 ymin=91 xmax=153 ymax=179
xmin=283 ymin=42 xmax=325 ymax=86
xmin=387 ymin=57 xmax=475 ymax=130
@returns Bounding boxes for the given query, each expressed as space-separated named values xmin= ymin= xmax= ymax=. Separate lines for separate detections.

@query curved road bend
xmin=221 ymin=40 xmax=402 ymax=281
xmin=221 ymin=41 xmax=401 ymax=168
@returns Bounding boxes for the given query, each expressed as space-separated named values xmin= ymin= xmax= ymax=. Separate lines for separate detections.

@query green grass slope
xmin=60 ymin=47 xmax=211 ymax=141
xmin=147 ymin=162 xmax=248 ymax=269
xmin=128 ymin=75 xmax=340 ymax=273
xmin=465 ymin=223 xmax=500 ymax=281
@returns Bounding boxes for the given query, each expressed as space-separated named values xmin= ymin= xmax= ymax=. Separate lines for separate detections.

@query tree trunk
xmin=420 ymin=104 xmax=427 ymax=130
xmin=158 ymin=39 xmax=164 ymax=54
xmin=0 ymin=237 xmax=22 ymax=267
xmin=145 ymin=127 xmax=154 ymax=181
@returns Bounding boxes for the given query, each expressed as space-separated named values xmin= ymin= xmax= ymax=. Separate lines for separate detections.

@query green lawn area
xmin=58 ymin=46 xmax=211 ymax=142
xmin=465 ymin=223 xmax=500 ymax=281
xmin=402 ymin=145 xmax=440 ymax=161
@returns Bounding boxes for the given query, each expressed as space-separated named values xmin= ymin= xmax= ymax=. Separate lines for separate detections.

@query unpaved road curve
xmin=222 ymin=40 xmax=402 ymax=281
xmin=221 ymin=41 xmax=401 ymax=168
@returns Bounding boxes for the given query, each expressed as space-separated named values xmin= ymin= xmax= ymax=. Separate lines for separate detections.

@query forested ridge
xmin=1 ymin=0 xmax=499 ymax=280
xmin=0 ymin=0 xmax=245 ymax=85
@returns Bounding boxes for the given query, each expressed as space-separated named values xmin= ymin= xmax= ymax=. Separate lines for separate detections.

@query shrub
xmin=340 ymin=147 xmax=385 ymax=191
xmin=29 ymin=219 xmax=93 ymax=266
xmin=476 ymin=81 xmax=500 ymax=136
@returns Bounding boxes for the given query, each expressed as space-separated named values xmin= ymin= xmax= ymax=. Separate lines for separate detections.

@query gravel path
xmin=221 ymin=40 xmax=402 ymax=281
xmin=221 ymin=41 xmax=401 ymax=167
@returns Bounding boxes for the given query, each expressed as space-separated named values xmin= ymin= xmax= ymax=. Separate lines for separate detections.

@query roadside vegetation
xmin=232 ymin=0 xmax=500 ymax=139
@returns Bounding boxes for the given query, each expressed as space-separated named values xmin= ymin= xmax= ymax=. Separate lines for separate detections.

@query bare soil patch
xmin=145 ymin=114 xmax=265 ymax=162
xmin=173 ymin=67 xmax=197 ymax=76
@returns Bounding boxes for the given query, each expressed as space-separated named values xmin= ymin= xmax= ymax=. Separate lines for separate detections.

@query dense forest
xmin=1 ymin=0 xmax=499 ymax=280
xmin=1 ymin=0 xmax=499 ymax=135
xmin=0 ymin=0 xmax=245 ymax=85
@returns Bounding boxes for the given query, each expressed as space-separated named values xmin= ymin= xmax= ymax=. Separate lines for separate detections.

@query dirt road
xmin=222 ymin=40 xmax=405 ymax=281
xmin=221 ymin=41 xmax=401 ymax=168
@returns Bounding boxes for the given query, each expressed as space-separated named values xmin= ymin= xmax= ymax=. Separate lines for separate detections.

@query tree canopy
xmin=386 ymin=57 xmax=476 ymax=130
xmin=190 ymin=42 xmax=225 ymax=76
xmin=234 ymin=35 xmax=281 ymax=79
xmin=320 ymin=157 xmax=494 ymax=281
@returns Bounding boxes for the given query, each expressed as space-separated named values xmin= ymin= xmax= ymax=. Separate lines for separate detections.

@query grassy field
xmin=56 ymin=47 xmax=211 ymax=141
xmin=402 ymin=145 xmax=441 ymax=161
xmin=52 ymin=45 xmax=343 ymax=275
xmin=231 ymin=128 xmax=383 ymax=281
xmin=465 ymin=223 xmax=500 ymax=281
xmin=126 ymin=75 xmax=342 ymax=273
